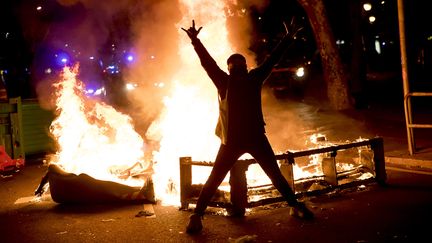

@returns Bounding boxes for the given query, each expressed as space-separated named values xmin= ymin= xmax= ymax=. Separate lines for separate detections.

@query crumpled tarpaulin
xmin=39 ymin=164 xmax=155 ymax=204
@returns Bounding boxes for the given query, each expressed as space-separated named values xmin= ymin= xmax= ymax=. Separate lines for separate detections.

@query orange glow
xmin=47 ymin=1 xmax=370 ymax=206
xmin=49 ymin=65 xmax=146 ymax=187
xmin=145 ymin=0 xmax=236 ymax=205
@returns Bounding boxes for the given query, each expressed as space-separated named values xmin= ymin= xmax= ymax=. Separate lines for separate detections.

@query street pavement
xmin=1 ymin=78 xmax=432 ymax=242
xmin=1 ymin=164 xmax=431 ymax=242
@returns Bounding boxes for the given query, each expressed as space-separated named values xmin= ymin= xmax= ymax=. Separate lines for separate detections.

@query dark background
xmin=1 ymin=0 xmax=431 ymax=100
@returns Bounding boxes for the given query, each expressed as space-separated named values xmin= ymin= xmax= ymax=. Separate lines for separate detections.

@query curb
xmin=385 ymin=156 xmax=432 ymax=173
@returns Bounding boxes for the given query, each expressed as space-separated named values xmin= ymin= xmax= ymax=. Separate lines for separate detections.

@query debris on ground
xmin=135 ymin=210 xmax=154 ymax=217
xmin=228 ymin=234 xmax=258 ymax=243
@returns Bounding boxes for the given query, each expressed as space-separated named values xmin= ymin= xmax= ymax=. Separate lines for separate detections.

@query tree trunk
xmin=297 ymin=0 xmax=351 ymax=110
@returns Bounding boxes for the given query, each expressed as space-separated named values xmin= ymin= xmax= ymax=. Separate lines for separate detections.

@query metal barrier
xmin=398 ymin=0 xmax=432 ymax=155
xmin=179 ymin=137 xmax=385 ymax=210
xmin=0 ymin=97 xmax=24 ymax=160
xmin=404 ymin=92 xmax=432 ymax=155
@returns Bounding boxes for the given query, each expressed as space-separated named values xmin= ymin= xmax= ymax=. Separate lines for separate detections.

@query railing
xmin=179 ymin=137 xmax=385 ymax=210
xmin=397 ymin=0 xmax=432 ymax=155
xmin=404 ymin=92 xmax=432 ymax=155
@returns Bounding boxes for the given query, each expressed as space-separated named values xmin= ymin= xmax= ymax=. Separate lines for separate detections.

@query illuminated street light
xmin=36 ymin=6 xmax=42 ymax=11
xmin=369 ymin=16 xmax=376 ymax=23
xmin=375 ymin=40 xmax=381 ymax=54
xmin=295 ymin=67 xmax=305 ymax=78
xmin=363 ymin=3 xmax=372 ymax=11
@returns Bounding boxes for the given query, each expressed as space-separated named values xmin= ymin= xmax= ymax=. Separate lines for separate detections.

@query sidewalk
xmin=263 ymin=70 xmax=431 ymax=174
xmin=378 ymin=111 xmax=432 ymax=173
xmin=315 ymin=77 xmax=432 ymax=173
xmin=351 ymin=80 xmax=432 ymax=173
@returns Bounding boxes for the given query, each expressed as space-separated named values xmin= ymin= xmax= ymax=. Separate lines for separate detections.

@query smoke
xmin=225 ymin=0 xmax=271 ymax=67
xmin=224 ymin=0 xmax=311 ymax=151
xmin=33 ymin=0 xmax=137 ymax=109
xmin=123 ymin=0 xmax=273 ymax=131
xmin=261 ymin=90 xmax=313 ymax=152
xmin=32 ymin=0 xmax=181 ymax=124
xmin=51 ymin=0 xmax=135 ymax=58
xmin=34 ymin=0 xmax=310 ymax=152
xmin=123 ymin=0 xmax=182 ymax=136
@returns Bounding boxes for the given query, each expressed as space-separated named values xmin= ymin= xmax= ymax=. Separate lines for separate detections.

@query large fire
xmin=48 ymin=0 xmax=240 ymax=205
xmin=147 ymin=0 xmax=236 ymax=205
xmin=47 ymin=0 xmax=368 ymax=206
xmin=49 ymin=65 xmax=147 ymax=188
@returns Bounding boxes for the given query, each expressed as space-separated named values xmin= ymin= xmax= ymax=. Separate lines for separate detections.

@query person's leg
xmin=248 ymin=135 xmax=314 ymax=219
xmin=248 ymin=136 xmax=297 ymax=205
xmin=193 ymin=144 xmax=241 ymax=215
xmin=187 ymin=144 xmax=241 ymax=234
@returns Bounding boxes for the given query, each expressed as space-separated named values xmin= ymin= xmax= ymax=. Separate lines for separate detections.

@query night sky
xmin=0 ymin=0 xmax=431 ymax=99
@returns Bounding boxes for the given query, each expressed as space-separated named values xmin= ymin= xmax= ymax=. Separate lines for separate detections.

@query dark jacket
xmin=191 ymin=35 xmax=292 ymax=145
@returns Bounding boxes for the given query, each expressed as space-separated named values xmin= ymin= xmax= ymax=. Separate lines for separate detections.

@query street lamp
xmin=363 ymin=3 xmax=372 ymax=11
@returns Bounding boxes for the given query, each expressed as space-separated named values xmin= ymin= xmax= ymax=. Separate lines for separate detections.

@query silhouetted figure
xmin=182 ymin=20 xmax=314 ymax=234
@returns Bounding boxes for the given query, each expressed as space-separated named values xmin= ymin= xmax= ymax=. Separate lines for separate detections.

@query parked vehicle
xmin=266 ymin=53 xmax=314 ymax=99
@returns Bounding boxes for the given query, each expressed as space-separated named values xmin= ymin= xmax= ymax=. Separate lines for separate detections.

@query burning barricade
xmin=35 ymin=66 xmax=386 ymax=208
xmin=34 ymin=66 xmax=156 ymax=204
xmin=179 ymin=137 xmax=386 ymax=211
xmin=33 ymin=0 xmax=387 ymax=206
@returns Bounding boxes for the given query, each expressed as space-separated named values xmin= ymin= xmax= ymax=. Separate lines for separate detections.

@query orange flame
xmin=145 ymin=0 xmax=237 ymax=205
xmin=49 ymin=65 xmax=146 ymax=187
xmin=47 ymin=1 xmax=369 ymax=206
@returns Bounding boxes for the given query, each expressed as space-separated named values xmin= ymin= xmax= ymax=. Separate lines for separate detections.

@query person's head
xmin=227 ymin=53 xmax=247 ymax=75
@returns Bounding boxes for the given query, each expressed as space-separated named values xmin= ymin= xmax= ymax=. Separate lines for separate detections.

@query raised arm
xmin=182 ymin=20 xmax=228 ymax=90
xmin=252 ymin=19 xmax=303 ymax=83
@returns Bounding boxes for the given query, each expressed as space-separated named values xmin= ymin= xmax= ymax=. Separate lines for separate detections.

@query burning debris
xmin=179 ymin=137 xmax=386 ymax=211
xmin=35 ymin=164 xmax=155 ymax=204
xmin=49 ymin=66 xmax=148 ymax=182
xmin=30 ymin=0 xmax=384 ymax=210
xmin=109 ymin=161 xmax=154 ymax=180
xmin=33 ymin=66 xmax=156 ymax=204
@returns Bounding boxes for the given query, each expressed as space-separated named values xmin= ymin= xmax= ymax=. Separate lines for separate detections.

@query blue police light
xmin=55 ymin=51 xmax=71 ymax=66
xmin=126 ymin=54 xmax=134 ymax=62
xmin=107 ymin=65 xmax=115 ymax=74
xmin=106 ymin=65 xmax=121 ymax=74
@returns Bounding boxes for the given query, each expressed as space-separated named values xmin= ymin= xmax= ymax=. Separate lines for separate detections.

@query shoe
xmin=289 ymin=202 xmax=314 ymax=220
xmin=186 ymin=213 xmax=203 ymax=234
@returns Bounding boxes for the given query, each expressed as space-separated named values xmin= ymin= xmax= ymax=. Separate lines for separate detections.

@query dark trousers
xmin=193 ymin=134 xmax=297 ymax=215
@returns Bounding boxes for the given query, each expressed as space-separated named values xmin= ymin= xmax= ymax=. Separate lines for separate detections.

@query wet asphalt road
xmin=2 ymin=84 xmax=432 ymax=242
xmin=1 ymin=163 xmax=431 ymax=243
